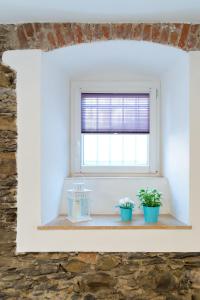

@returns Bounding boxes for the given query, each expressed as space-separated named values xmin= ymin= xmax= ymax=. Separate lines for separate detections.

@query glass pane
xmin=123 ymin=135 xmax=136 ymax=165
xmin=109 ymin=134 xmax=123 ymax=165
xmin=135 ymin=135 xmax=149 ymax=165
xmin=82 ymin=134 xmax=149 ymax=167
xmin=97 ymin=134 xmax=110 ymax=165
xmin=82 ymin=134 xmax=97 ymax=166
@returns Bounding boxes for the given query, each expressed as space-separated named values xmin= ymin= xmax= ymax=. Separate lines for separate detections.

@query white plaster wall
xmin=3 ymin=50 xmax=43 ymax=252
xmin=41 ymin=53 xmax=69 ymax=224
xmin=3 ymin=44 xmax=200 ymax=252
xmin=2 ymin=49 xmax=70 ymax=250
xmin=1 ymin=0 xmax=200 ymax=24
xmin=49 ymin=41 xmax=186 ymax=79
xmin=189 ymin=51 xmax=200 ymax=246
xmin=57 ymin=41 xmax=173 ymax=216
xmin=161 ymin=54 xmax=190 ymax=224
xmin=61 ymin=177 xmax=171 ymax=214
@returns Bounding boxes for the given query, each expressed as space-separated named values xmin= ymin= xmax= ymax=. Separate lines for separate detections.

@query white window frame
xmin=70 ymin=81 xmax=160 ymax=176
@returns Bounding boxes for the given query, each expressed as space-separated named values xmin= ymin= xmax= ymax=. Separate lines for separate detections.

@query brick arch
xmin=16 ymin=23 xmax=200 ymax=52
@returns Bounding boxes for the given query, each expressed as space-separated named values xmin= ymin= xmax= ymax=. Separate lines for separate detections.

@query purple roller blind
xmin=81 ymin=93 xmax=150 ymax=134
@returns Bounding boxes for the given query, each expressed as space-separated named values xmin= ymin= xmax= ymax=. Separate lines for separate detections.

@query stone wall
xmin=0 ymin=22 xmax=200 ymax=299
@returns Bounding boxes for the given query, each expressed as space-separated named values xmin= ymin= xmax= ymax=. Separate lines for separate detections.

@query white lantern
xmin=66 ymin=183 xmax=92 ymax=223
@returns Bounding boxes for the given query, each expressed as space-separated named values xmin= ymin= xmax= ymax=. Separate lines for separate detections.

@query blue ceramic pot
xmin=143 ymin=206 xmax=160 ymax=223
xmin=120 ymin=207 xmax=133 ymax=222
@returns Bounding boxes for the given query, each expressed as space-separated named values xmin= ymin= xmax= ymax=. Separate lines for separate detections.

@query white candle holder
xmin=66 ymin=183 xmax=92 ymax=223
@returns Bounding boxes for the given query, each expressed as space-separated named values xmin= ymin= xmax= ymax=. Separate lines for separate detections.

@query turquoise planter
xmin=143 ymin=206 xmax=160 ymax=223
xmin=120 ymin=207 xmax=133 ymax=222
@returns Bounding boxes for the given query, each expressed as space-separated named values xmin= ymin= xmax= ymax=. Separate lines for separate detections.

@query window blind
xmin=81 ymin=93 xmax=150 ymax=134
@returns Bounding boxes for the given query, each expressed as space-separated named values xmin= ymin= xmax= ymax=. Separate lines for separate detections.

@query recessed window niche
xmin=2 ymin=40 xmax=194 ymax=252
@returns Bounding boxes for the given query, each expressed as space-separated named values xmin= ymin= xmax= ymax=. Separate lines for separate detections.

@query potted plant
xmin=137 ymin=188 xmax=162 ymax=223
xmin=117 ymin=197 xmax=134 ymax=222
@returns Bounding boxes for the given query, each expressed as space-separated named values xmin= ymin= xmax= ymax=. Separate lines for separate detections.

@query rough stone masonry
xmin=0 ymin=22 xmax=200 ymax=299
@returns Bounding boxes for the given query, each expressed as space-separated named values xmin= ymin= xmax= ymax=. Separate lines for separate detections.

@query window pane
xmin=123 ymin=135 xmax=136 ymax=165
xmin=97 ymin=134 xmax=110 ymax=165
xmin=82 ymin=134 xmax=97 ymax=165
xmin=110 ymin=134 xmax=123 ymax=165
xmin=135 ymin=135 xmax=149 ymax=165
xmin=82 ymin=134 xmax=149 ymax=167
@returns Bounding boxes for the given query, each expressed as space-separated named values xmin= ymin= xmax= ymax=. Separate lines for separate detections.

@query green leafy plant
xmin=137 ymin=188 xmax=162 ymax=207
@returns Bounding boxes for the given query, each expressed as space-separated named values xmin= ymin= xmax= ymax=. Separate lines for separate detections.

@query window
xmin=71 ymin=81 xmax=159 ymax=175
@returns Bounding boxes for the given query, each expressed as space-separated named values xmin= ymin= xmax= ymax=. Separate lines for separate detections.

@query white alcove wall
xmin=161 ymin=54 xmax=190 ymax=224
xmin=40 ymin=54 xmax=69 ymax=224
xmin=3 ymin=50 xmax=68 ymax=229
xmin=2 ymin=41 xmax=196 ymax=252
xmin=43 ymin=40 xmax=189 ymax=221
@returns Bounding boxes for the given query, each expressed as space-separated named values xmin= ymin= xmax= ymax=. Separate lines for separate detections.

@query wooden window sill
xmin=38 ymin=214 xmax=192 ymax=230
